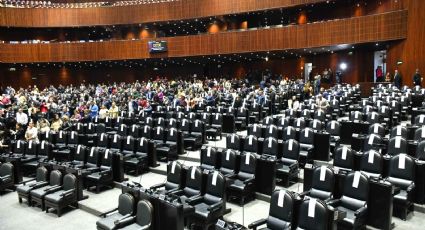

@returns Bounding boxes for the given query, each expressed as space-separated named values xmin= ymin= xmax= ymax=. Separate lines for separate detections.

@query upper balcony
xmin=0 ymin=10 xmax=408 ymax=63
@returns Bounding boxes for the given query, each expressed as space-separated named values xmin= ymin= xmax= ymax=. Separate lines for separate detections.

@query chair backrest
xmin=390 ymin=125 xmax=408 ymax=139
xmin=341 ymin=171 xmax=369 ymax=210
xmin=388 ymin=154 xmax=415 ymax=185
xmin=204 ymin=171 xmax=225 ymax=204
xmin=282 ymin=139 xmax=299 ymax=160
xmin=262 ymin=116 xmax=274 ymax=126
xmin=326 ymin=121 xmax=340 ymax=136
xmin=87 ymin=147 xmax=100 ymax=165
xmin=212 ymin=113 xmax=223 ymax=125
xmin=359 ymin=150 xmax=383 ymax=177
xmin=263 ymin=137 xmax=278 ymax=156
xmin=299 ymin=128 xmax=314 ymax=145
xmin=294 ymin=118 xmax=306 ymax=129
xmin=415 ymin=114 xmax=425 ymax=125
xmin=0 ymin=163 xmax=13 ymax=177
xmin=243 ymin=135 xmax=258 ymax=153
xmin=314 ymin=109 xmax=326 ymax=121
xmin=136 ymin=138 xmax=149 ymax=153
xmin=239 ymin=153 xmax=257 ymax=177
xmin=180 ymin=119 xmax=190 ymax=132
xmin=350 ymin=111 xmax=364 ymax=122
xmin=201 ymin=147 xmax=218 ymax=169
xmin=100 ymin=150 xmax=112 ymax=167
xmin=118 ymin=124 xmax=128 ymax=136
xmin=363 ymin=134 xmax=382 ymax=151
xmin=136 ymin=200 xmax=153 ymax=227
xmin=414 ymin=126 xmax=425 ymax=142
xmin=35 ymin=166 xmax=48 ymax=182
xmin=129 ymin=124 xmax=140 ymax=137
xmin=97 ymin=133 xmax=109 ymax=148
xmin=96 ymin=123 xmax=106 ymax=134
xmin=68 ymin=131 xmax=79 ymax=144
xmin=123 ymin=136 xmax=136 ymax=151
xmin=118 ymin=193 xmax=135 ymax=215
xmin=63 ymin=174 xmax=77 ymax=191
xmin=166 ymin=128 xmax=178 ymax=142
xmin=13 ymin=140 xmax=26 ymax=154
xmin=266 ymin=190 xmax=294 ymax=229
xmin=152 ymin=127 xmax=164 ymax=141
xmin=367 ymin=111 xmax=381 ymax=124
xmin=165 ymin=161 xmax=182 ymax=191
xmin=249 ymin=124 xmax=262 ymax=137
xmin=110 ymin=134 xmax=123 ymax=149
xmin=226 ymin=134 xmax=240 ymax=151
xmin=264 ymin=125 xmax=279 ymax=139
xmin=416 ymin=140 xmax=425 ymax=160
xmin=333 ymin=146 xmax=354 ymax=171
xmin=184 ymin=166 xmax=203 ymax=197
xmin=56 ymin=131 xmax=67 ymax=144
xmin=220 ymin=149 xmax=237 ymax=175
xmin=141 ymin=125 xmax=152 ymax=139
xmin=310 ymin=119 xmax=323 ymax=131
xmin=49 ymin=170 xmax=63 ymax=186
xmin=368 ymin=124 xmax=385 ymax=136
xmin=26 ymin=140 xmax=37 ymax=155
xmin=282 ymin=126 xmax=296 ymax=141
xmin=297 ymin=198 xmax=329 ymax=230
xmin=310 ymin=166 xmax=335 ymax=200
xmin=278 ymin=117 xmax=290 ymax=129
xmin=387 ymin=136 xmax=407 ymax=156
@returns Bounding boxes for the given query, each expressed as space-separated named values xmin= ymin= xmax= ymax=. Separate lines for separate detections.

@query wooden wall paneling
xmin=0 ymin=11 xmax=408 ymax=63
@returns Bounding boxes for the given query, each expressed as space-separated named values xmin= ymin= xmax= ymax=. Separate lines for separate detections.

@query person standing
xmin=393 ymin=70 xmax=402 ymax=88
xmin=16 ymin=108 xmax=28 ymax=127
xmin=413 ymin=69 xmax=423 ymax=86
xmin=376 ymin=66 xmax=384 ymax=82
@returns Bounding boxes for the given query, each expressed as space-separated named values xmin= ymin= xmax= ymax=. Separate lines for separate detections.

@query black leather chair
xmin=249 ymin=124 xmax=263 ymax=138
xmin=30 ymin=170 xmax=63 ymax=211
xmin=117 ymin=124 xmax=129 ymax=137
xmin=123 ymin=138 xmax=149 ymax=176
xmin=386 ymin=154 xmax=416 ymax=220
xmin=186 ymin=119 xmax=205 ymax=149
xmin=326 ymin=120 xmax=341 ymax=152
xmin=243 ymin=135 xmax=258 ymax=154
xmin=150 ymin=161 xmax=183 ymax=194
xmin=309 ymin=119 xmax=323 ymax=132
xmin=301 ymin=166 xmax=335 ymax=201
xmin=368 ymin=123 xmax=385 ymax=137
xmin=296 ymin=198 xmax=329 ymax=230
xmin=416 ymin=140 xmax=425 ymax=160
xmin=226 ymin=134 xmax=241 ymax=152
xmin=44 ymin=173 xmax=78 ymax=217
xmin=414 ymin=126 xmax=425 ymax=142
xmin=187 ymin=171 xmax=226 ymax=230
xmin=206 ymin=113 xmax=222 ymax=140
xmin=110 ymin=134 xmax=123 ymax=153
xmin=70 ymin=145 xmax=87 ymax=168
xmin=141 ymin=125 xmax=152 ymax=139
xmin=328 ymin=171 xmax=369 ymax=230
xmin=359 ymin=150 xmax=383 ymax=179
xmin=248 ymin=190 xmax=295 ymax=230
xmin=116 ymin=200 xmax=153 ymax=230
xmin=121 ymin=136 xmax=136 ymax=160
xmin=333 ymin=146 xmax=355 ymax=172
xmin=264 ymin=125 xmax=279 ymax=140
xmin=276 ymin=139 xmax=300 ymax=187
xmin=294 ymin=118 xmax=306 ymax=130
xmin=0 ymin=162 xmax=14 ymax=192
xmin=96 ymin=193 xmax=136 ymax=230
xmin=200 ymin=146 xmax=218 ymax=171
xmin=85 ymin=149 xmax=113 ymax=193
xmin=97 ymin=133 xmax=110 ymax=151
xmin=282 ymin=126 xmax=296 ymax=141
xmin=299 ymin=128 xmax=315 ymax=166
xmin=219 ymin=149 xmax=237 ymax=177
xmin=227 ymin=153 xmax=257 ymax=205
xmin=387 ymin=136 xmax=407 ymax=156
xmin=262 ymin=137 xmax=278 ymax=156
xmin=277 ymin=117 xmax=291 ymax=130
xmin=157 ymin=128 xmax=179 ymax=161
xmin=170 ymin=166 xmax=203 ymax=214
xmin=17 ymin=166 xmax=49 ymax=204
xmin=128 ymin=124 xmax=140 ymax=138
xmin=363 ymin=134 xmax=383 ymax=152
xmin=390 ymin=125 xmax=408 ymax=139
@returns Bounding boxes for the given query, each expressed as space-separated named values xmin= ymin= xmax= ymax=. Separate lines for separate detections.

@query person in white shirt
xmin=16 ymin=108 xmax=28 ymax=126
xmin=25 ymin=121 xmax=39 ymax=142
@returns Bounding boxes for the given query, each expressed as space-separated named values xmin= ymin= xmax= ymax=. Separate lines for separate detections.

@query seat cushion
xmin=335 ymin=206 xmax=356 ymax=227
xmin=194 ymin=202 xmax=210 ymax=219
xmin=86 ymin=173 xmax=102 ymax=180
xmin=96 ymin=213 xmax=124 ymax=230
xmin=394 ymin=190 xmax=408 ymax=202
xmin=45 ymin=190 xmax=65 ymax=203
xmin=228 ymin=179 xmax=246 ymax=191
xmin=276 ymin=165 xmax=290 ymax=174
xmin=120 ymin=223 xmax=144 ymax=230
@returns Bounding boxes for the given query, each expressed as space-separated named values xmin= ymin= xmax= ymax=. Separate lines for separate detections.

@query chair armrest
xmin=61 ymin=189 xmax=75 ymax=197
xmin=44 ymin=185 xmax=61 ymax=191
xmin=248 ymin=219 xmax=267 ymax=230
xmin=207 ymin=201 xmax=223 ymax=212
xmin=299 ymin=190 xmax=310 ymax=197
xmin=1 ymin=175 xmax=11 ymax=181
xmin=289 ymin=161 xmax=299 ymax=170
xmin=186 ymin=195 xmax=203 ymax=205
xmin=99 ymin=170 xmax=112 ymax=177
xmin=150 ymin=182 xmax=165 ymax=190
xmin=30 ymin=181 xmax=49 ymax=188
xmin=99 ymin=208 xmax=118 ymax=217
xmin=355 ymin=206 xmax=367 ymax=217
xmin=168 ymin=189 xmax=183 ymax=196
xmin=243 ymin=177 xmax=255 ymax=185
xmin=407 ymin=182 xmax=416 ymax=192
xmin=21 ymin=178 xmax=36 ymax=185
xmin=224 ymin=173 xmax=237 ymax=179
xmin=45 ymin=186 xmax=63 ymax=193
xmin=114 ymin=213 xmax=133 ymax=225
xmin=326 ymin=199 xmax=341 ymax=207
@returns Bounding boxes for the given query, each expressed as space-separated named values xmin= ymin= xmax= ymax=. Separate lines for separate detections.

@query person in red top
xmin=40 ymin=101 xmax=48 ymax=113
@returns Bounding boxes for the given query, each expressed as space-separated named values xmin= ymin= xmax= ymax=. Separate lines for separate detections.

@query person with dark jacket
xmin=413 ymin=69 xmax=422 ymax=86
xmin=393 ymin=70 xmax=402 ymax=88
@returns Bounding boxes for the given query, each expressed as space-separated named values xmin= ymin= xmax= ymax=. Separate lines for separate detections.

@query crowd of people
xmin=0 ymin=75 xmax=321 ymax=151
